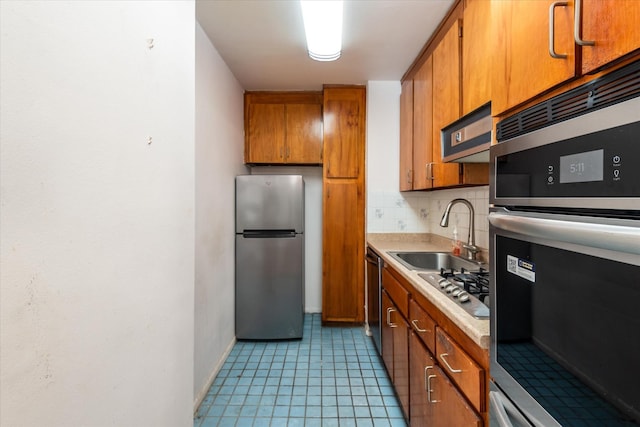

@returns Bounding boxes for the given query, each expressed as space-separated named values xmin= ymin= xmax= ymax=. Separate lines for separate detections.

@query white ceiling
xmin=196 ymin=0 xmax=455 ymax=91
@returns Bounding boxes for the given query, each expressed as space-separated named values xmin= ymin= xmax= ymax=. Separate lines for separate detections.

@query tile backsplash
xmin=366 ymin=186 xmax=490 ymax=250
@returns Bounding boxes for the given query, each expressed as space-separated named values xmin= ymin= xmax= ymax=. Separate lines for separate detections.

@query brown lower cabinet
xmin=380 ymin=261 xmax=488 ymax=426
xmin=410 ymin=332 xmax=482 ymax=426
xmin=381 ymin=290 xmax=410 ymax=419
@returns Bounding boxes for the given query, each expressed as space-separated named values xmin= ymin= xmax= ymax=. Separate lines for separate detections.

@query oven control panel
xmin=495 ymin=121 xmax=639 ymax=199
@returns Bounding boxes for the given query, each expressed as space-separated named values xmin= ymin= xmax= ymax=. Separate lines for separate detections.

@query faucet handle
xmin=462 ymin=243 xmax=481 ymax=261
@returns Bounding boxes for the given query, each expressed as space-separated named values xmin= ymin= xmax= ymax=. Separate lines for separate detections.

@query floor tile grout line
xmin=195 ymin=313 xmax=406 ymax=427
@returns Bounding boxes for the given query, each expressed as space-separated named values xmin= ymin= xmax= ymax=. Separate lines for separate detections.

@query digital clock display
xmin=559 ymin=149 xmax=604 ymax=183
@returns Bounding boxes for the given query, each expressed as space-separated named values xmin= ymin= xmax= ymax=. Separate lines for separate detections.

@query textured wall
xmin=1 ymin=2 xmax=195 ymax=426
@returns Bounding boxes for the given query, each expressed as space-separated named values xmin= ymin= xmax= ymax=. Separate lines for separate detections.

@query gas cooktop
xmin=418 ymin=267 xmax=490 ymax=319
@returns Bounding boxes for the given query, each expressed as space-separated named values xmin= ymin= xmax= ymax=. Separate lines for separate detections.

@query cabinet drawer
xmin=382 ymin=267 xmax=409 ymax=317
xmin=435 ymin=328 xmax=484 ymax=412
xmin=409 ymin=299 xmax=436 ymax=354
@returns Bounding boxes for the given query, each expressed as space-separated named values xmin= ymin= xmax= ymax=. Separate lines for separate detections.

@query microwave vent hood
xmin=441 ymin=103 xmax=492 ymax=163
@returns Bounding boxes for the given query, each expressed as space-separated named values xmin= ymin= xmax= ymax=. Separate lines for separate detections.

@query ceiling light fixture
xmin=300 ymin=0 xmax=343 ymax=62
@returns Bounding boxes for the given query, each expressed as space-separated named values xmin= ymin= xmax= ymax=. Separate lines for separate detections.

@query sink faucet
xmin=439 ymin=198 xmax=480 ymax=261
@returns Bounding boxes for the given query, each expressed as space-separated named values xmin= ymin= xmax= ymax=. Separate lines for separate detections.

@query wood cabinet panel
xmin=246 ymin=103 xmax=286 ymax=163
xmin=410 ymin=331 xmax=482 ymax=427
xmin=399 ymin=79 xmax=414 ymax=191
xmin=431 ymin=364 xmax=483 ymax=427
xmin=382 ymin=292 xmax=409 ymax=420
xmin=286 ymin=104 xmax=323 ymax=163
xmin=382 ymin=291 xmax=395 ymax=377
xmin=322 ymin=86 xmax=365 ymax=324
xmin=412 ymin=55 xmax=434 ymax=190
xmin=410 ymin=332 xmax=437 ymax=426
xmin=245 ymin=92 xmax=322 ymax=164
xmin=382 ymin=267 xmax=409 ymax=318
xmin=491 ymin=0 xmax=575 ymax=115
xmin=410 ymin=298 xmax=437 ymax=354
xmin=323 ymin=88 xmax=365 ymax=178
xmin=436 ymin=327 xmax=485 ymax=412
xmin=394 ymin=315 xmax=410 ymax=419
xmin=321 ymin=181 xmax=364 ymax=323
xmin=581 ymin=0 xmax=640 ymax=73
xmin=462 ymin=0 xmax=493 ymax=115
xmin=432 ymin=19 xmax=465 ymax=188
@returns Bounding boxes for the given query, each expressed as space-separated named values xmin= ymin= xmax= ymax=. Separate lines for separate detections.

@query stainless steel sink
xmin=388 ymin=251 xmax=484 ymax=271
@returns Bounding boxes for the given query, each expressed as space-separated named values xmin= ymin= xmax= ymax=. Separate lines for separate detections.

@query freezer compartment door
xmin=236 ymin=175 xmax=304 ymax=233
xmin=235 ymin=234 xmax=304 ymax=339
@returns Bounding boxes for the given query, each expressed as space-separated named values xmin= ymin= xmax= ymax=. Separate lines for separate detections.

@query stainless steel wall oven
xmin=489 ymin=61 xmax=640 ymax=427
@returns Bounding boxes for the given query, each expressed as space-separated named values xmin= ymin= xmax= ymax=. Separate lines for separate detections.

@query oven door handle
xmin=489 ymin=390 xmax=533 ymax=427
xmin=489 ymin=212 xmax=640 ymax=256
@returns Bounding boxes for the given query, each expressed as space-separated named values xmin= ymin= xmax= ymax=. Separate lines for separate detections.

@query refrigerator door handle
xmin=241 ymin=230 xmax=297 ymax=238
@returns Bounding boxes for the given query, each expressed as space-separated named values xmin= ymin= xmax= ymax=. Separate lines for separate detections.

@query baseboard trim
xmin=193 ymin=336 xmax=236 ymax=415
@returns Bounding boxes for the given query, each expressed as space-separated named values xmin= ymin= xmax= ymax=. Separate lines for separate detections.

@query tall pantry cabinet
xmin=321 ymin=86 xmax=366 ymax=324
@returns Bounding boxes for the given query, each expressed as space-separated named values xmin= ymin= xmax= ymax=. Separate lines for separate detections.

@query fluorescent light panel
xmin=300 ymin=0 xmax=343 ymax=61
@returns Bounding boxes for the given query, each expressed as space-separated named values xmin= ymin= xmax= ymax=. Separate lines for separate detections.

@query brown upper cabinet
xmin=431 ymin=19 xmax=466 ymax=189
xmin=244 ymin=92 xmax=323 ymax=164
xmin=492 ymin=0 xmax=640 ymax=116
xmin=323 ymin=89 xmax=364 ymax=178
xmin=399 ymin=8 xmax=489 ymax=192
xmin=461 ymin=0 xmax=493 ymax=116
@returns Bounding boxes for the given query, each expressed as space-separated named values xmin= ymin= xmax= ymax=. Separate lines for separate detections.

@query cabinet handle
xmin=406 ymin=169 xmax=412 ymax=185
xmin=411 ymin=319 xmax=429 ymax=333
xmin=426 ymin=163 xmax=435 ymax=181
xmin=386 ymin=307 xmax=398 ymax=328
xmin=439 ymin=353 xmax=462 ymax=373
xmin=574 ymin=0 xmax=595 ymax=46
xmin=548 ymin=2 xmax=568 ymax=58
xmin=425 ymin=366 xmax=440 ymax=403
xmin=286 ymin=146 xmax=290 ymax=158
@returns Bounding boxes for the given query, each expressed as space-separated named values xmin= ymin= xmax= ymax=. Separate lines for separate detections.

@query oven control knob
xmin=439 ymin=280 xmax=451 ymax=289
xmin=458 ymin=292 xmax=470 ymax=303
xmin=452 ymin=288 xmax=462 ymax=297
xmin=445 ymin=284 xmax=457 ymax=293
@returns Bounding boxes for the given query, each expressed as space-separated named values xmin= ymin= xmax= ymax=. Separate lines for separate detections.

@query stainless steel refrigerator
xmin=235 ymin=175 xmax=304 ymax=339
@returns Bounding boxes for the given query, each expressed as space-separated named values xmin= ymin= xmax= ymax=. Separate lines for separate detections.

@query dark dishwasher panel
xmin=366 ymin=247 xmax=382 ymax=355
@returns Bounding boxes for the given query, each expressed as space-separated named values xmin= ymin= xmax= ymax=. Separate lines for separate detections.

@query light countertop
xmin=367 ymin=233 xmax=490 ymax=349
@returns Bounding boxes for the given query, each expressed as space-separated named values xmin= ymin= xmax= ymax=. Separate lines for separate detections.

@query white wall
xmin=365 ymin=81 xmax=489 ymax=250
xmin=194 ymin=23 xmax=247 ymax=407
xmin=250 ymin=167 xmax=323 ymax=313
xmin=0 ymin=2 xmax=195 ymax=426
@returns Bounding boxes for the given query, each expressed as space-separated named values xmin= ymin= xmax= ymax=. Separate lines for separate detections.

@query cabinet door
xmin=286 ymin=104 xmax=323 ymax=164
xmin=412 ymin=55 xmax=434 ymax=190
xmin=581 ymin=0 xmax=640 ymax=74
xmin=436 ymin=327 xmax=485 ymax=412
xmin=410 ymin=332 xmax=436 ymax=426
xmin=462 ymin=0 xmax=493 ymax=115
xmin=432 ymin=19 xmax=464 ymax=188
xmin=394 ymin=316 xmax=410 ymax=419
xmin=323 ymin=88 xmax=365 ymax=178
xmin=381 ymin=291 xmax=395 ymax=378
xmin=492 ymin=0 xmax=575 ymax=115
xmin=399 ymin=79 xmax=414 ymax=191
xmin=246 ymin=103 xmax=286 ymax=163
xmin=410 ymin=298 xmax=437 ymax=354
xmin=321 ymin=181 xmax=364 ymax=323
xmin=431 ymin=365 xmax=483 ymax=427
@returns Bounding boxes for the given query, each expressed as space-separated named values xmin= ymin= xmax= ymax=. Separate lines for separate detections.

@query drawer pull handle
xmin=440 ymin=353 xmax=462 ymax=373
xmin=386 ymin=307 xmax=397 ymax=328
xmin=411 ymin=319 xmax=429 ymax=333
xmin=425 ymin=366 xmax=440 ymax=403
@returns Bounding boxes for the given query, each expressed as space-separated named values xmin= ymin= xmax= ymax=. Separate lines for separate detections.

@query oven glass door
xmin=489 ymin=209 xmax=640 ymax=427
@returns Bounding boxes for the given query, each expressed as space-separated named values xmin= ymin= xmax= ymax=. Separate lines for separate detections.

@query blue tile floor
xmin=194 ymin=313 xmax=407 ymax=427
